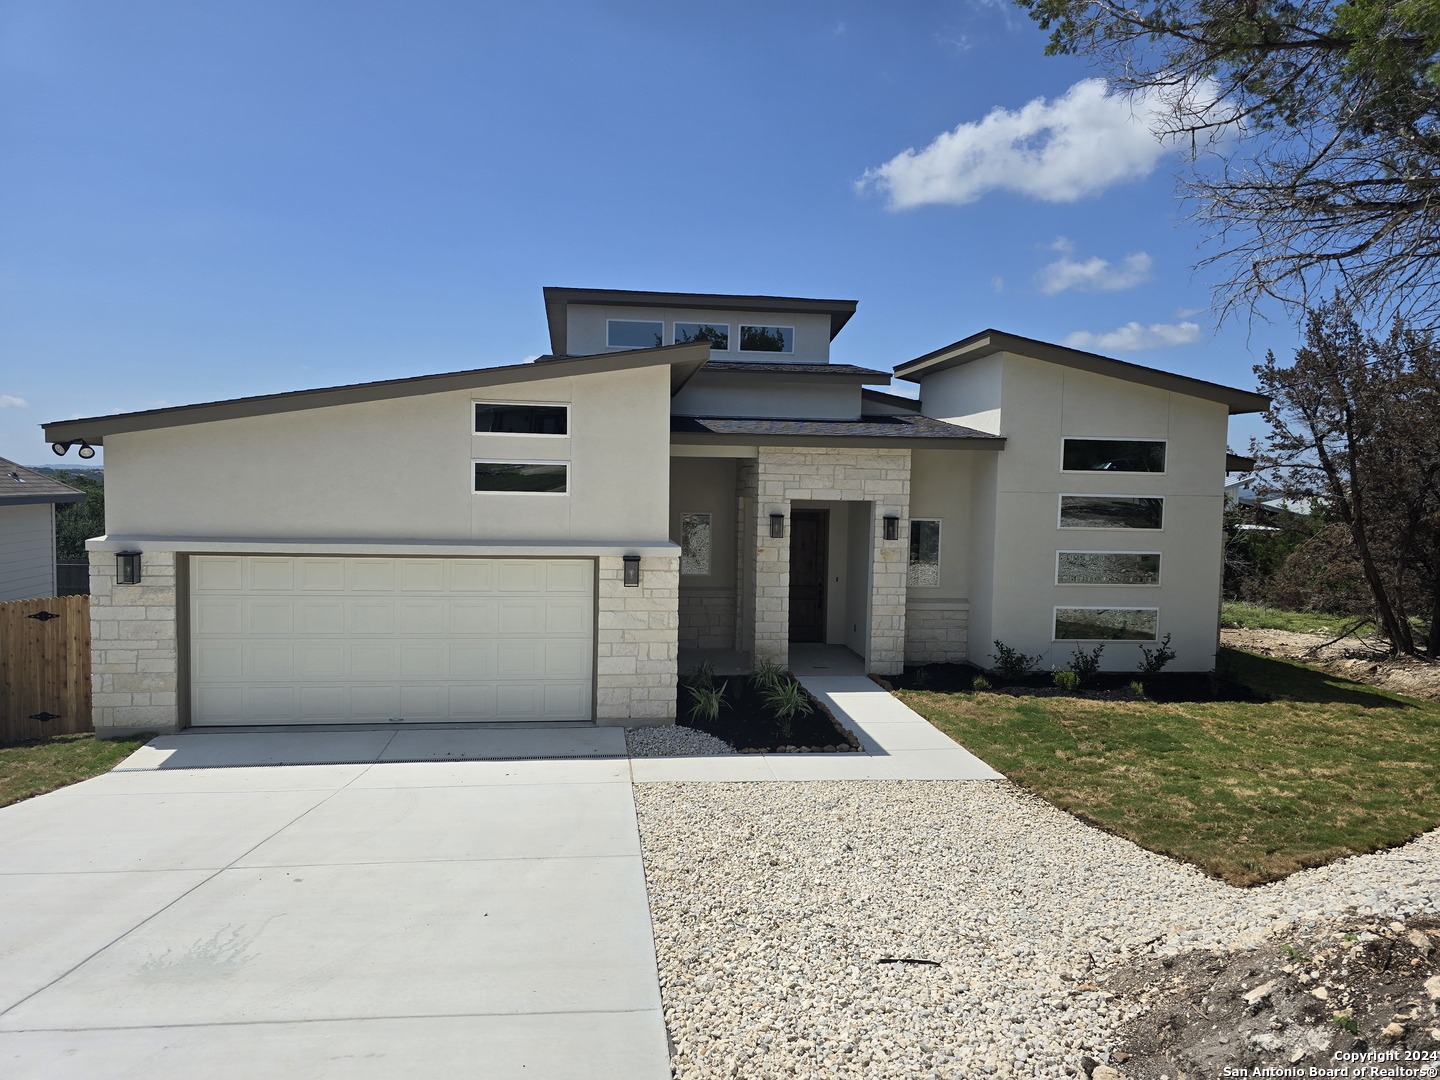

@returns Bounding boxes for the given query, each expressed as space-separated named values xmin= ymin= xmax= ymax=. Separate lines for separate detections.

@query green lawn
xmin=1220 ymin=601 xmax=1356 ymax=635
xmin=897 ymin=648 xmax=1440 ymax=886
xmin=0 ymin=733 xmax=150 ymax=809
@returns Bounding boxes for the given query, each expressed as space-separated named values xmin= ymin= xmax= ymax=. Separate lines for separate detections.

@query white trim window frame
xmin=1057 ymin=493 xmax=1165 ymax=531
xmin=605 ymin=318 xmax=665 ymax=350
xmin=737 ymin=323 xmax=795 ymax=355
xmin=1055 ymin=549 xmax=1162 ymax=587
xmin=908 ymin=518 xmax=941 ymax=588
xmin=672 ymin=322 xmax=732 ymax=351
xmin=1052 ymin=605 xmax=1160 ymax=642
xmin=1059 ymin=436 xmax=1168 ymax=475
xmin=472 ymin=459 xmax=570 ymax=496
xmin=472 ymin=400 xmax=570 ymax=438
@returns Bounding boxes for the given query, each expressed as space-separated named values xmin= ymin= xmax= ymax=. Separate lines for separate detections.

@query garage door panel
xmin=299 ymin=559 xmax=347 ymax=591
xmin=249 ymin=601 xmax=295 ymax=636
xmin=190 ymin=556 xmax=596 ymax=726
xmin=348 ymin=603 xmax=395 ymax=635
xmin=194 ymin=643 xmax=244 ymax=679
xmin=249 ymin=558 xmax=296 ymax=591
xmin=193 ymin=599 xmax=243 ymax=637
xmin=448 ymin=601 xmax=494 ymax=635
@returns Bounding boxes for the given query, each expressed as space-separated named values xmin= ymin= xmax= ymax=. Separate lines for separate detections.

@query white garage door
xmin=189 ymin=556 xmax=594 ymax=725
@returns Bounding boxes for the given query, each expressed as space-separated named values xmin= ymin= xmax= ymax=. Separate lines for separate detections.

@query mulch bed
xmin=678 ymin=676 xmax=862 ymax=753
xmin=876 ymin=663 xmax=1267 ymax=703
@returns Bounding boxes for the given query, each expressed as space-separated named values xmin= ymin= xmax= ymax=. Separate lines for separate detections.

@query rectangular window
xmin=1054 ymin=607 xmax=1159 ymax=641
xmin=606 ymin=319 xmax=664 ymax=349
xmin=908 ymin=519 xmax=941 ymax=587
xmin=1059 ymin=495 xmax=1164 ymax=530
xmin=474 ymin=403 xmax=568 ymax=436
xmin=739 ymin=325 xmax=794 ymax=353
xmin=1063 ymin=438 xmax=1166 ymax=473
xmin=680 ymin=513 xmax=712 ymax=576
xmin=1056 ymin=551 xmax=1161 ymax=585
xmin=674 ymin=322 xmax=730 ymax=350
xmin=473 ymin=461 xmax=568 ymax=494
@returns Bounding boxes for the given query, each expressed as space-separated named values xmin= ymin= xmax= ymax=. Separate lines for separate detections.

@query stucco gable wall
xmin=671 ymin=373 xmax=861 ymax=419
xmin=103 ymin=365 xmax=672 ymax=543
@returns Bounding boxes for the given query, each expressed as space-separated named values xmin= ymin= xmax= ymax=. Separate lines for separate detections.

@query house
xmin=42 ymin=288 xmax=1269 ymax=737
xmin=0 ymin=457 xmax=83 ymax=602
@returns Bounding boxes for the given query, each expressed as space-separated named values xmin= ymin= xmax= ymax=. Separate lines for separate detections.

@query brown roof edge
xmin=1226 ymin=452 xmax=1257 ymax=473
xmin=861 ymin=388 xmax=922 ymax=412
xmin=543 ymin=286 xmax=858 ymax=354
xmin=894 ymin=329 xmax=1272 ymax=415
xmin=42 ymin=342 xmax=711 ymax=446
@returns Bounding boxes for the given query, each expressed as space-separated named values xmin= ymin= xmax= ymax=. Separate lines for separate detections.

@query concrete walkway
xmin=0 ymin=727 xmax=669 ymax=1080
xmin=630 ymin=674 xmax=1005 ymax=783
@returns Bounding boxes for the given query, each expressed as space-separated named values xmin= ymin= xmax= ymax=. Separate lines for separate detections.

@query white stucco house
xmin=43 ymin=288 xmax=1269 ymax=737
xmin=0 ymin=457 xmax=83 ymax=602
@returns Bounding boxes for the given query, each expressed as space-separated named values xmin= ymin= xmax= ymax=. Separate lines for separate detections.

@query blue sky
xmin=0 ymin=0 xmax=1294 ymax=465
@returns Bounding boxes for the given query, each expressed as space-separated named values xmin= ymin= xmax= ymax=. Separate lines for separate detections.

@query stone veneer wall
xmin=89 ymin=549 xmax=182 ymax=736
xmin=595 ymin=553 xmax=679 ymax=725
xmin=678 ymin=589 xmax=737 ymax=650
xmin=904 ymin=600 xmax=970 ymax=665
xmin=746 ymin=448 xmax=911 ymax=674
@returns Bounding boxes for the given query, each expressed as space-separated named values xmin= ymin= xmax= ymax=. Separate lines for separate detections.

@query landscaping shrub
xmin=990 ymin=640 xmax=1041 ymax=683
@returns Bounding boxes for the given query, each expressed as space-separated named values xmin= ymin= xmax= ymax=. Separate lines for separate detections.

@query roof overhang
xmin=543 ymin=287 xmax=858 ymax=354
xmin=42 ymin=342 xmax=711 ymax=446
xmin=895 ymin=329 xmax=1271 ymax=415
xmin=670 ymin=432 xmax=1006 ymax=451
xmin=1226 ymin=452 xmax=1257 ymax=473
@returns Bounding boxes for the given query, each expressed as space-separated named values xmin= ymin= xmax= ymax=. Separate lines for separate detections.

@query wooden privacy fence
xmin=0 ymin=595 xmax=92 ymax=742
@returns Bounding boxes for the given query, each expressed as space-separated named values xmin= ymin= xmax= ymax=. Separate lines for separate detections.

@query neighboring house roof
xmin=670 ymin=414 xmax=1006 ymax=450
xmin=894 ymin=329 xmax=1271 ymax=415
xmin=43 ymin=342 xmax=712 ymax=446
xmin=1226 ymin=452 xmax=1256 ymax=472
xmin=543 ymin=287 xmax=859 ymax=354
xmin=0 ymin=457 xmax=85 ymax=507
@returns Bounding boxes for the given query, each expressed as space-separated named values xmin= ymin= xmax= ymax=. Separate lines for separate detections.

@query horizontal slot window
xmin=1054 ymin=607 xmax=1158 ymax=641
xmin=474 ymin=403 xmax=568 ymax=435
xmin=1060 ymin=495 xmax=1164 ymax=530
xmin=607 ymin=320 xmax=663 ymax=349
xmin=739 ymin=324 xmax=793 ymax=353
xmin=1063 ymin=438 xmax=1166 ymax=473
xmin=674 ymin=322 xmax=730 ymax=350
xmin=473 ymin=461 xmax=568 ymax=494
xmin=908 ymin=519 xmax=940 ymax=588
xmin=1057 ymin=551 xmax=1160 ymax=585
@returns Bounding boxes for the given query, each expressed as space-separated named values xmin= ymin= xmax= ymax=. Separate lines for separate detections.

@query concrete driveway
xmin=0 ymin=729 xmax=670 ymax=1079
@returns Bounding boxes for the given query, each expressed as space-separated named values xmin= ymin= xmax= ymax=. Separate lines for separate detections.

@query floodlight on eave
xmin=893 ymin=329 xmax=1272 ymax=415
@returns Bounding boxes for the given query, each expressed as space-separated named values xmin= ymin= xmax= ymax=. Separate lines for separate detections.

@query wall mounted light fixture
xmin=116 ymin=551 xmax=142 ymax=585
xmin=769 ymin=513 xmax=785 ymax=538
xmin=51 ymin=442 xmax=70 ymax=457
xmin=622 ymin=554 xmax=641 ymax=587
xmin=77 ymin=442 xmax=96 ymax=459
xmin=883 ymin=515 xmax=900 ymax=541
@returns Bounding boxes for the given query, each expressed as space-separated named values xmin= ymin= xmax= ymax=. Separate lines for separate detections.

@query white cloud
xmin=859 ymin=78 xmax=1179 ymax=208
xmin=1037 ymin=237 xmax=1152 ymax=294
xmin=991 ymin=275 xmax=1005 ymax=293
xmin=0 ymin=394 xmax=29 ymax=408
xmin=1064 ymin=321 xmax=1202 ymax=352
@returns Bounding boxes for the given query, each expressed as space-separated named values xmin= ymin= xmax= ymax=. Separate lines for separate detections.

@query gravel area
xmin=634 ymin=780 xmax=1440 ymax=1079
xmin=625 ymin=725 xmax=738 ymax=758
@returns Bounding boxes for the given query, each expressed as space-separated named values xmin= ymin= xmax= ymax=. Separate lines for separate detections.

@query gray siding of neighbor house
xmin=0 ymin=503 xmax=57 ymax=601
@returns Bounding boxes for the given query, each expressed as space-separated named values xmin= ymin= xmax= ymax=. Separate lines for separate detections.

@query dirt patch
xmin=1088 ymin=916 xmax=1440 ymax=1079
xmin=1223 ymin=627 xmax=1440 ymax=701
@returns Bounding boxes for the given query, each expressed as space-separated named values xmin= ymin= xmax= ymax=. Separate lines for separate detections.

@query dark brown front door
xmin=788 ymin=510 xmax=828 ymax=643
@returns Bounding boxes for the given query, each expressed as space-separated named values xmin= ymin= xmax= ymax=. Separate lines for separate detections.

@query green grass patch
xmin=1220 ymin=601 xmax=1355 ymax=635
xmin=0 ymin=733 xmax=149 ymax=808
xmin=898 ymin=648 xmax=1440 ymax=886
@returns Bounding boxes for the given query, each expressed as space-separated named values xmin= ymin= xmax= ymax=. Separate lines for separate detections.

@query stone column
xmin=88 ymin=548 xmax=182 ymax=737
xmin=595 ymin=553 xmax=679 ymax=726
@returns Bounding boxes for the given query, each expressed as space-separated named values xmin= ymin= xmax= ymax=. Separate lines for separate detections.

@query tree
xmin=1016 ymin=0 xmax=1440 ymax=327
xmin=53 ymin=471 xmax=104 ymax=563
xmin=1254 ymin=299 xmax=1440 ymax=656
